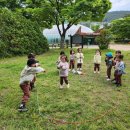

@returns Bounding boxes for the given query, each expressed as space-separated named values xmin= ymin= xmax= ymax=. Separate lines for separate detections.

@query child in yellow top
xmin=94 ymin=50 xmax=101 ymax=73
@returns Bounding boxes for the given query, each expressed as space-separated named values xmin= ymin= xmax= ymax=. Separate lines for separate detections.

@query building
xmin=43 ymin=24 xmax=93 ymax=45
xmin=70 ymin=27 xmax=100 ymax=48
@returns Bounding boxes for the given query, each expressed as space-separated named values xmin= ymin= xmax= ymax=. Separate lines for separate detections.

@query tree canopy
xmin=41 ymin=0 xmax=112 ymax=48
xmin=110 ymin=16 xmax=130 ymax=40
xmin=0 ymin=8 xmax=49 ymax=57
xmin=1 ymin=0 xmax=111 ymax=48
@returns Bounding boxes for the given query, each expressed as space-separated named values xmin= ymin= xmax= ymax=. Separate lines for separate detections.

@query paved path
xmin=86 ymin=44 xmax=130 ymax=51
xmin=109 ymin=44 xmax=130 ymax=51
xmin=50 ymin=44 xmax=130 ymax=51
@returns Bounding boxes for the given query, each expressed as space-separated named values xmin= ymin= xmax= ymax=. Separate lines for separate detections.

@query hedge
xmin=0 ymin=9 xmax=49 ymax=58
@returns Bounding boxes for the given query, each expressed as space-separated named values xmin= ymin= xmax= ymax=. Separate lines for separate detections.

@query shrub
xmin=95 ymin=29 xmax=112 ymax=50
xmin=0 ymin=9 xmax=49 ymax=58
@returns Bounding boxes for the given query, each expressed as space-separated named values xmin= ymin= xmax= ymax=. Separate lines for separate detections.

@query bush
xmin=0 ymin=9 xmax=49 ymax=58
xmin=95 ymin=29 xmax=112 ymax=50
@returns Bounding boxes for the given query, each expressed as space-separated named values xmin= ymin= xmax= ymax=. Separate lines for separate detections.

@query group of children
xmin=56 ymin=48 xmax=84 ymax=89
xmin=105 ymin=50 xmax=125 ymax=87
xmin=18 ymin=49 xmax=126 ymax=112
xmin=56 ymin=49 xmax=126 ymax=88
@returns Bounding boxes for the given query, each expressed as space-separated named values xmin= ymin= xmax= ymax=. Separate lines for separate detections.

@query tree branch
xmin=55 ymin=15 xmax=62 ymax=36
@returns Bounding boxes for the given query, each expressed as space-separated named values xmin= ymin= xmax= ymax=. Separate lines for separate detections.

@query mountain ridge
xmin=103 ymin=11 xmax=130 ymax=22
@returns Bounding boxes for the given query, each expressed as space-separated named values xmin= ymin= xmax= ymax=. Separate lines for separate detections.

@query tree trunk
xmin=60 ymin=34 xmax=65 ymax=49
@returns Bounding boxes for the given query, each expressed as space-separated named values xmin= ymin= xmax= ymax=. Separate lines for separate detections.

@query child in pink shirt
xmin=57 ymin=55 xmax=69 ymax=89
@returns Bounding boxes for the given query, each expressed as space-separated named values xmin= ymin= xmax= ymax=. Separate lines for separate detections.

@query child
xmin=69 ymin=50 xmax=76 ymax=72
xmin=28 ymin=53 xmax=40 ymax=67
xmin=18 ymin=59 xmax=45 ymax=112
xmin=115 ymin=55 xmax=125 ymax=87
xmin=114 ymin=50 xmax=121 ymax=62
xmin=56 ymin=51 xmax=65 ymax=67
xmin=105 ymin=52 xmax=113 ymax=81
xmin=57 ymin=55 xmax=69 ymax=89
xmin=112 ymin=50 xmax=122 ymax=82
xmin=94 ymin=50 xmax=101 ymax=73
xmin=27 ymin=53 xmax=40 ymax=90
xmin=76 ymin=48 xmax=84 ymax=71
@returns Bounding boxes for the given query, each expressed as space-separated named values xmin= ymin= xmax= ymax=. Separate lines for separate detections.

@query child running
xmin=57 ymin=55 xmax=69 ymax=89
xmin=69 ymin=50 xmax=76 ymax=72
xmin=76 ymin=48 xmax=84 ymax=71
xmin=105 ymin=52 xmax=113 ymax=81
xmin=115 ymin=55 xmax=125 ymax=87
xmin=18 ymin=59 xmax=45 ymax=112
xmin=93 ymin=50 xmax=101 ymax=73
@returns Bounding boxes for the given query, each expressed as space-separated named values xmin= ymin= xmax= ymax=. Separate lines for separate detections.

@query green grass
xmin=0 ymin=49 xmax=130 ymax=130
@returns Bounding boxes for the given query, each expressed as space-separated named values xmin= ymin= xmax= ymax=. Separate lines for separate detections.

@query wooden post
xmin=81 ymin=36 xmax=84 ymax=48
xmin=70 ymin=35 xmax=72 ymax=48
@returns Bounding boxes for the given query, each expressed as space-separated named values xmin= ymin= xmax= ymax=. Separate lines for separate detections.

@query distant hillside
xmin=103 ymin=11 xmax=130 ymax=22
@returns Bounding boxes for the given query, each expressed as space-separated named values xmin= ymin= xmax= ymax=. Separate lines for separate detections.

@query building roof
xmin=43 ymin=24 xmax=94 ymax=39
xmin=74 ymin=26 xmax=100 ymax=36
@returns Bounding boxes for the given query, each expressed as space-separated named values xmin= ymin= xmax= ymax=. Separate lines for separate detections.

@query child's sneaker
xmin=18 ymin=104 xmax=28 ymax=112
xmin=72 ymin=69 xmax=76 ymax=73
xmin=77 ymin=68 xmax=80 ymax=71
xmin=66 ymin=84 xmax=70 ymax=88
xmin=116 ymin=83 xmax=122 ymax=87
xmin=107 ymin=78 xmax=111 ymax=81
xmin=97 ymin=71 xmax=100 ymax=74
xmin=94 ymin=71 xmax=96 ymax=73
xmin=80 ymin=68 xmax=82 ymax=71
xmin=59 ymin=85 xmax=63 ymax=89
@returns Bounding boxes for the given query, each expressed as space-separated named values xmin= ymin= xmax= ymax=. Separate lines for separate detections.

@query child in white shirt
xmin=76 ymin=48 xmax=84 ymax=71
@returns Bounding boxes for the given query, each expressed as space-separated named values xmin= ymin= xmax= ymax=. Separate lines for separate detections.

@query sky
xmin=109 ymin=0 xmax=130 ymax=11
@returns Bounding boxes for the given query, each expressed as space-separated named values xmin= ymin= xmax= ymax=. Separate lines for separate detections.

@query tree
xmin=110 ymin=16 xmax=130 ymax=41
xmin=1 ymin=0 xmax=112 ymax=49
xmin=95 ymin=29 xmax=112 ymax=50
xmin=0 ymin=9 xmax=49 ymax=57
xmin=0 ymin=0 xmax=53 ymax=28
xmin=91 ymin=24 xmax=100 ymax=31
xmin=41 ymin=0 xmax=112 ymax=49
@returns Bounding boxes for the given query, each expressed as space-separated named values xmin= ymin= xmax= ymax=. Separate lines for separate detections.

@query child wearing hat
xmin=105 ymin=52 xmax=114 ymax=81
xmin=18 ymin=59 xmax=45 ymax=112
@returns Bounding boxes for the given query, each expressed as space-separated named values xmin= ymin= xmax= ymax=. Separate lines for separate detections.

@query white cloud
xmin=109 ymin=0 xmax=130 ymax=11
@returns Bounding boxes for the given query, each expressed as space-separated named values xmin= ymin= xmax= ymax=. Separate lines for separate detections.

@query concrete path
xmin=109 ymin=44 xmax=130 ymax=51
xmin=50 ymin=44 xmax=130 ymax=51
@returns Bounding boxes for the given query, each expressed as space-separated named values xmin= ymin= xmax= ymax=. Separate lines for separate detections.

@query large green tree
xmin=1 ymin=0 xmax=111 ymax=49
xmin=41 ymin=0 xmax=112 ymax=48
xmin=0 ymin=8 xmax=49 ymax=57
xmin=110 ymin=16 xmax=130 ymax=40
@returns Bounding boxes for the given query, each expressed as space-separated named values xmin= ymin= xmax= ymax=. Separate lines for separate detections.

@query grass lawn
xmin=0 ymin=49 xmax=130 ymax=130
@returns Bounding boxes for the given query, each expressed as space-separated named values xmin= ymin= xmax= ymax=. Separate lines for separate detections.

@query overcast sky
xmin=109 ymin=0 xmax=130 ymax=11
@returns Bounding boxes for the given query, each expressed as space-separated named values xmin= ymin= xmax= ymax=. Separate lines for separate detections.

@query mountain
xmin=103 ymin=11 xmax=130 ymax=22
